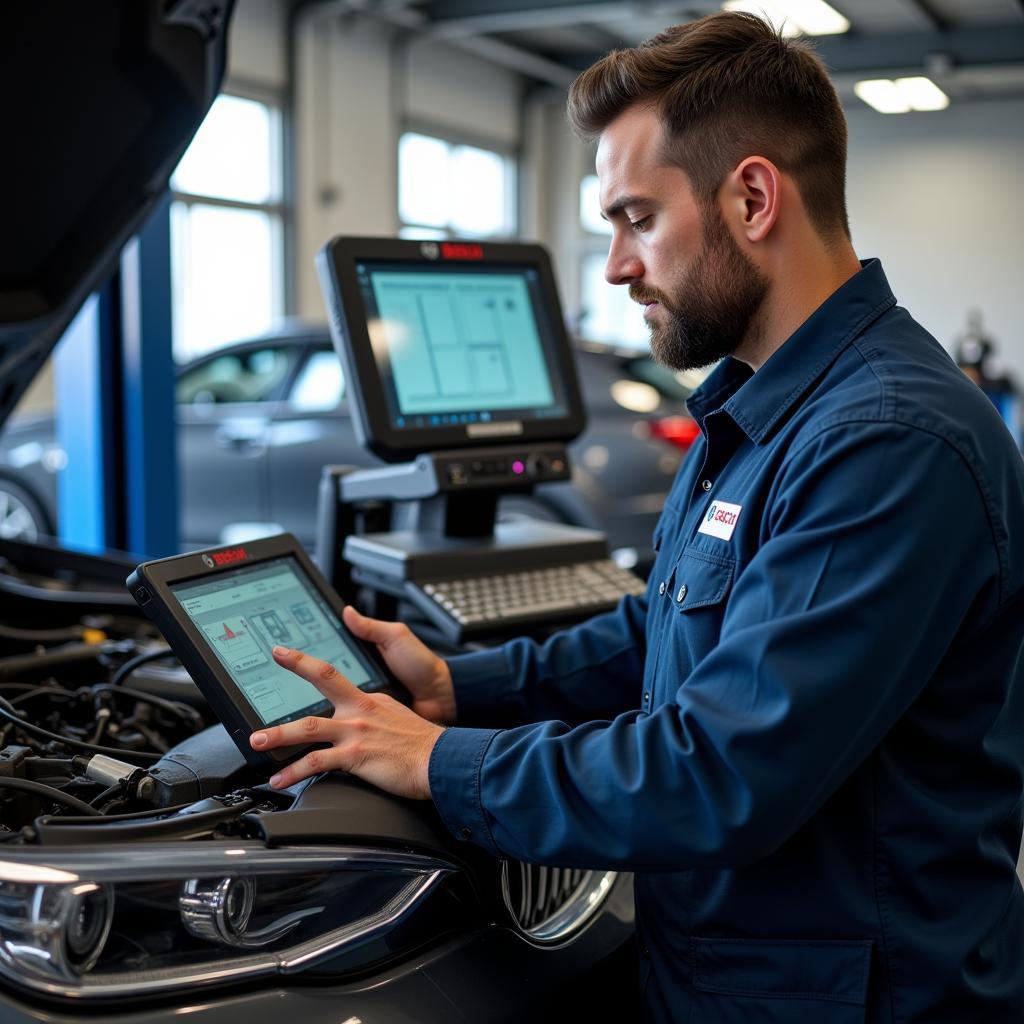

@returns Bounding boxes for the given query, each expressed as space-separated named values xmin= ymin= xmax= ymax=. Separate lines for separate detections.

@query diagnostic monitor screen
xmin=170 ymin=556 xmax=384 ymax=727
xmin=356 ymin=261 xmax=570 ymax=433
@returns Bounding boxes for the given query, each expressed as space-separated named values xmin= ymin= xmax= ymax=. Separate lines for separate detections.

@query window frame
xmin=169 ymin=82 xmax=288 ymax=360
xmin=575 ymin=172 xmax=650 ymax=349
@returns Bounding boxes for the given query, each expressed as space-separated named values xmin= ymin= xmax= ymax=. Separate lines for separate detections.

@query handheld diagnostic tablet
xmin=126 ymin=534 xmax=405 ymax=769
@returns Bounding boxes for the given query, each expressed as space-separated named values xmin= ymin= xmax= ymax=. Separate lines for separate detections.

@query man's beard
xmin=630 ymin=210 xmax=769 ymax=372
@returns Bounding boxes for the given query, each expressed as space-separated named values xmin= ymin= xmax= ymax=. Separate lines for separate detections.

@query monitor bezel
xmin=127 ymin=534 xmax=402 ymax=768
xmin=317 ymin=236 xmax=586 ymax=463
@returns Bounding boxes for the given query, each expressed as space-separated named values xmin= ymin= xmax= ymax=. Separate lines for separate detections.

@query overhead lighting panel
xmin=854 ymin=77 xmax=950 ymax=114
xmin=854 ymin=79 xmax=912 ymax=114
xmin=722 ymin=0 xmax=850 ymax=37
xmin=895 ymin=76 xmax=950 ymax=111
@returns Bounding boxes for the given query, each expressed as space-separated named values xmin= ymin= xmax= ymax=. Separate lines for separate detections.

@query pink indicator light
xmin=512 ymin=460 xmax=525 ymax=475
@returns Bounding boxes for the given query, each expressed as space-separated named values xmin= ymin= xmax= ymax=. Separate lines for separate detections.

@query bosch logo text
xmin=706 ymin=504 xmax=738 ymax=527
xmin=207 ymin=547 xmax=248 ymax=567
xmin=698 ymin=498 xmax=742 ymax=542
xmin=440 ymin=242 xmax=483 ymax=260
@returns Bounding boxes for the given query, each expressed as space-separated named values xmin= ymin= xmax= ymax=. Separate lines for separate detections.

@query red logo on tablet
xmin=441 ymin=242 xmax=483 ymax=260
xmin=210 ymin=547 xmax=248 ymax=566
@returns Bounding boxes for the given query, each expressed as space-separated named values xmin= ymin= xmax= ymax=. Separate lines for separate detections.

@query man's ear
xmin=723 ymin=157 xmax=782 ymax=243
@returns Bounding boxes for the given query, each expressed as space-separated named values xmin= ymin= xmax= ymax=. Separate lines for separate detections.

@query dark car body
xmin=1 ymin=327 xmax=697 ymax=572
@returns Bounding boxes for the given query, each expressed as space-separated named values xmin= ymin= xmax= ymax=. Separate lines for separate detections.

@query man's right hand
xmin=342 ymin=605 xmax=457 ymax=726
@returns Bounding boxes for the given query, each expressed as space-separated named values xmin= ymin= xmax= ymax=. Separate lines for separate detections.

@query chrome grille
xmin=500 ymin=862 xmax=617 ymax=945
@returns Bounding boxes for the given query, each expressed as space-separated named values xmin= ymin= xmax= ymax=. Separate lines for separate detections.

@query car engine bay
xmin=0 ymin=545 xmax=628 ymax=1013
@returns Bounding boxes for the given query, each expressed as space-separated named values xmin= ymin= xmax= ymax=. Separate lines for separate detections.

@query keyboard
xmin=417 ymin=559 xmax=647 ymax=638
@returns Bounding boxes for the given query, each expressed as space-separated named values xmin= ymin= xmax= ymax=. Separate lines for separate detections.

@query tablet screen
xmin=170 ymin=555 xmax=384 ymax=727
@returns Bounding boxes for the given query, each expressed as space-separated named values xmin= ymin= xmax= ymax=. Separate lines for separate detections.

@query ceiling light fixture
xmin=854 ymin=79 xmax=911 ymax=114
xmin=722 ymin=0 xmax=850 ymax=37
xmin=894 ymin=76 xmax=950 ymax=111
xmin=854 ymin=77 xmax=949 ymax=113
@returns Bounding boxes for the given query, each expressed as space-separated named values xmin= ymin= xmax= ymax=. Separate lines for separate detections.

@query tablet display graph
xmin=174 ymin=556 xmax=380 ymax=726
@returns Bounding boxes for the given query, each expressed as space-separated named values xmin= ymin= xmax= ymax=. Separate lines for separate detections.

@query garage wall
xmin=292 ymin=10 xmax=525 ymax=319
xmin=225 ymin=0 xmax=286 ymax=89
xmin=845 ymin=98 xmax=1024 ymax=380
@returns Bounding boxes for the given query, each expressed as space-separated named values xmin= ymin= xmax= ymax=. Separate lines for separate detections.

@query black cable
xmin=110 ymin=648 xmax=178 ymax=688
xmin=0 ymin=623 xmax=90 ymax=644
xmin=63 ymin=801 xmax=193 ymax=821
xmin=10 ymin=685 xmax=77 ymax=705
xmin=0 ymin=699 xmax=160 ymax=765
xmin=91 ymin=684 xmax=203 ymax=727
xmin=0 ymin=777 xmax=102 ymax=816
xmin=0 ymin=642 xmax=111 ymax=681
xmin=89 ymin=782 xmax=123 ymax=808
xmin=90 ymin=709 xmax=110 ymax=745
xmin=34 ymin=798 xmax=256 ymax=840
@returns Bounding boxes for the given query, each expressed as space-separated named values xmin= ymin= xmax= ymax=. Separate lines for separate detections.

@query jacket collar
xmin=686 ymin=259 xmax=897 ymax=444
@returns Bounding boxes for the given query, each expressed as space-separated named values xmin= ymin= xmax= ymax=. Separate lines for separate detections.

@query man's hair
xmin=567 ymin=12 xmax=850 ymax=240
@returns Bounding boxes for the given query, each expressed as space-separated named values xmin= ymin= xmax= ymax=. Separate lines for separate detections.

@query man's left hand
xmin=250 ymin=646 xmax=444 ymax=798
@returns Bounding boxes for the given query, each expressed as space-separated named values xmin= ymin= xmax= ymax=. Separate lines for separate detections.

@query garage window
xmin=398 ymin=131 xmax=516 ymax=239
xmin=171 ymin=93 xmax=285 ymax=361
xmin=577 ymin=175 xmax=648 ymax=349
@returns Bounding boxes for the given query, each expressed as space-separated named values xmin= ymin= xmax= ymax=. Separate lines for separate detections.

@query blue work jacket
xmin=429 ymin=260 xmax=1024 ymax=1022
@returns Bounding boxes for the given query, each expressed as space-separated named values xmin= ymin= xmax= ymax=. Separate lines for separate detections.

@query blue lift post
xmin=54 ymin=290 xmax=120 ymax=554
xmin=55 ymin=195 xmax=179 ymax=559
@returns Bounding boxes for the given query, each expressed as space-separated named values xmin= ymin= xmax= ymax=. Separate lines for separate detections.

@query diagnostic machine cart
xmin=316 ymin=237 xmax=645 ymax=642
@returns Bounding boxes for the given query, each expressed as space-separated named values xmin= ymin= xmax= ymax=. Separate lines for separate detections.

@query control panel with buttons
xmin=439 ymin=444 xmax=571 ymax=490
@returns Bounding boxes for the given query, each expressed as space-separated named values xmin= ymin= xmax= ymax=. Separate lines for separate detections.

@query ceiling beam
xmin=450 ymin=33 xmax=585 ymax=83
xmin=899 ymin=0 xmax=949 ymax=33
xmin=441 ymin=34 xmax=580 ymax=85
xmin=321 ymin=0 xmax=581 ymax=85
xmin=812 ymin=22 xmax=1024 ymax=74
xmin=562 ymin=22 xmax=1024 ymax=73
xmin=422 ymin=0 xmax=717 ymax=40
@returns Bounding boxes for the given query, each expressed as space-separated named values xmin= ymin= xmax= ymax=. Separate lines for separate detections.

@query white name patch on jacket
xmin=698 ymin=499 xmax=742 ymax=542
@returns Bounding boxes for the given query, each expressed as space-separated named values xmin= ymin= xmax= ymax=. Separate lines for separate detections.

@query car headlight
xmin=0 ymin=843 xmax=456 ymax=1000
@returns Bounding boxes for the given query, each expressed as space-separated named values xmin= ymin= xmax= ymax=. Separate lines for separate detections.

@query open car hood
xmin=0 ymin=0 xmax=234 ymax=429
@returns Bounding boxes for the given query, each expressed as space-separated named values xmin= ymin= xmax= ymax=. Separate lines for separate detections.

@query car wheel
xmin=0 ymin=476 xmax=52 ymax=541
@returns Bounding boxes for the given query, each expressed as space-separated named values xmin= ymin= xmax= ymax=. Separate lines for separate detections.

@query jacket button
xmin=701 ymin=479 xmax=712 ymax=492
xmin=459 ymin=827 xmax=472 ymax=840
xmin=676 ymin=584 xmax=687 ymax=602
xmin=658 ymin=581 xmax=667 ymax=596
xmin=643 ymin=691 xmax=651 ymax=702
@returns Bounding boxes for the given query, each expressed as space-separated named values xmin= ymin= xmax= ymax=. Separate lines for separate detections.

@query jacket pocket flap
xmin=673 ymin=552 xmax=734 ymax=611
xmin=692 ymin=937 xmax=872 ymax=1006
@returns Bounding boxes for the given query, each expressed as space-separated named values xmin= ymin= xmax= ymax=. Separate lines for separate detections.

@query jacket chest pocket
xmin=664 ymin=549 xmax=735 ymax=677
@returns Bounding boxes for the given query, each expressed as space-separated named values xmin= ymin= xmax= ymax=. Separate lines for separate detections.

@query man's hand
xmin=341 ymin=606 xmax=457 ymax=725
xmin=250 ymin=646 xmax=445 ymax=798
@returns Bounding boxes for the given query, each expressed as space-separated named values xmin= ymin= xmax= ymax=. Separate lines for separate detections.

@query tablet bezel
xmin=127 ymin=533 xmax=404 ymax=768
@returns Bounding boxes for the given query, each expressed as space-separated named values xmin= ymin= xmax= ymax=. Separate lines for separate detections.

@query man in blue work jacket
xmin=252 ymin=12 xmax=1024 ymax=1021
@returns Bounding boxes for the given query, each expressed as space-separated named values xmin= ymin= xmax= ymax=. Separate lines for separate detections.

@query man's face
xmin=595 ymin=105 xmax=768 ymax=371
